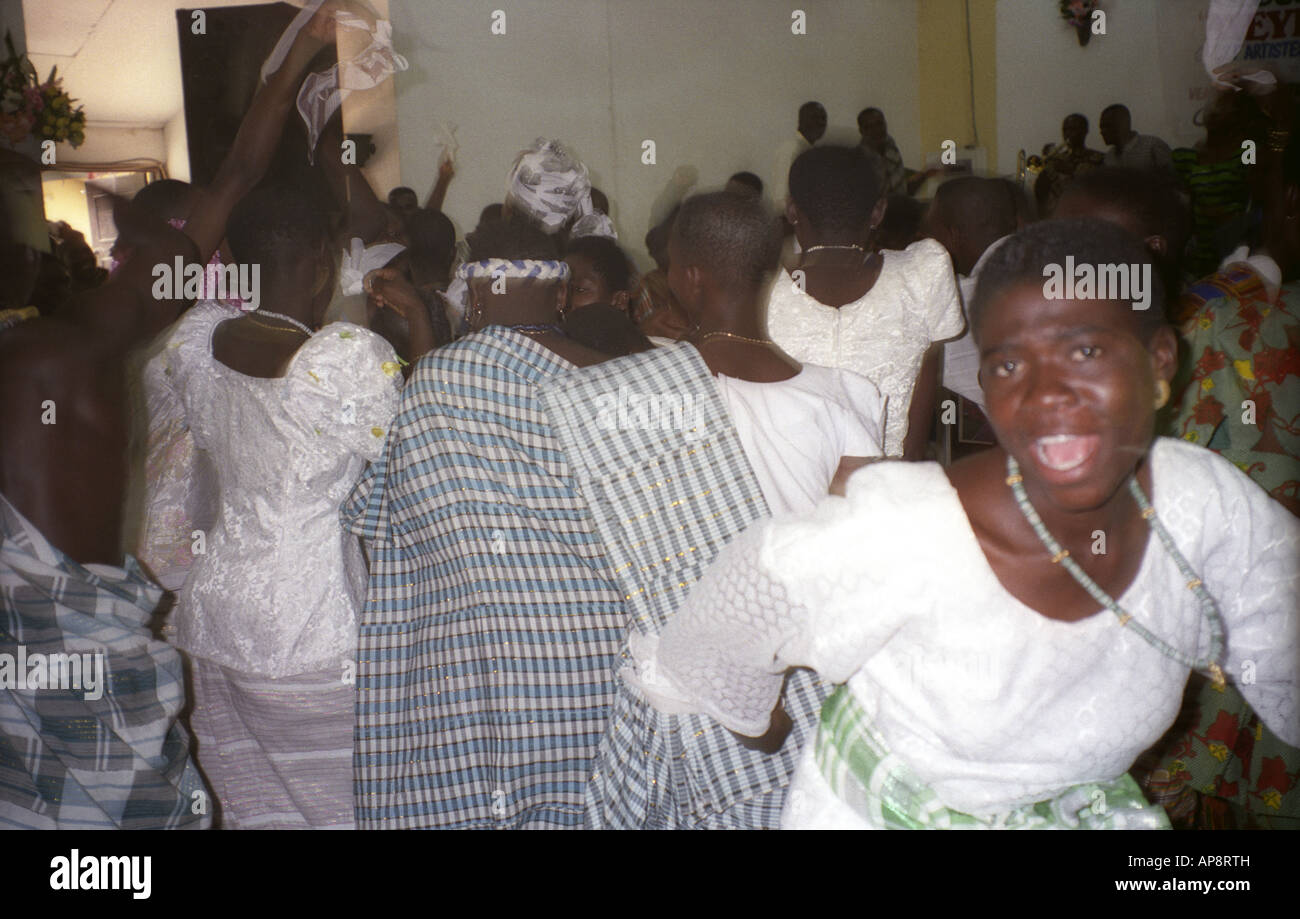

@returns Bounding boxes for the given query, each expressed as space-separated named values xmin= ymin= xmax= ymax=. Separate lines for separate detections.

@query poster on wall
xmin=1241 ymin=0 xmax=1300 ymax=79
xmin=1160 ymin=0 xmax=1299 ymax=150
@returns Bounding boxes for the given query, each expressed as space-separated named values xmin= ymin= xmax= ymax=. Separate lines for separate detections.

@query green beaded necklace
xmin=1005 ymin=454 xmax=1227 ymax=689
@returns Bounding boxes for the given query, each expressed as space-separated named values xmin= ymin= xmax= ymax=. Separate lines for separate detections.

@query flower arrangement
xmin=1 ymin=31 xmax=86 ymax=148
xmin=1059 ymin=0 xmax=1099 ymax=46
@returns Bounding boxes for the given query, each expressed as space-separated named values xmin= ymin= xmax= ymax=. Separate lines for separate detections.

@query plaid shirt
xmin=538 ymin=343 xmax=830 ymax=828
xmin=343 ymin=328 xmax=627 ymax=829
xmin=0 ymin=493 xmax=210 ymax=829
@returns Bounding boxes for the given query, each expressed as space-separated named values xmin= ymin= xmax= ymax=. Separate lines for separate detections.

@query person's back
xmin=0 ymin=175 xmax=211 ymax=829
xmin=768 ymin=146 xmax=963 ymax=458
xmin=344 ymin=215 xmax=624 ymax=829
xmin=168 ymin=304 xmax=399 ymax=676
xmin=582 ymin=191 xmax=883 ymax=829
xmin=160 ymin=185 xmax=402 ymax=830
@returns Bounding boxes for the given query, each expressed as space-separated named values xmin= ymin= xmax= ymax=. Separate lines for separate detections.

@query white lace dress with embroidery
xmin=631 ymin=439 xmax=1299 ymax=827
xmin=160 ymin=302 xmax=401 ymax=677
xmin=766 ymin=238 xmax=965 ymax=456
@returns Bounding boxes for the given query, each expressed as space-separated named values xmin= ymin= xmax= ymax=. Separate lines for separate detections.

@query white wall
xmin=995 ymin=0 xmax=1211 ymax=175
xmin=390 ymin=0 xmax=919 ymax=266
xmin=53 ymin=124 xmax=167 ymax=167
xmin=164 ymin=109 xmax=191 ymax=182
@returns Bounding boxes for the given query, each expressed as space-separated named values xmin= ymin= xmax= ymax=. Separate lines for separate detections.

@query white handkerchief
xmin=1203 ymin=0 xmax=1276 ymax=89
xmin=339 ymin=237 xmax=406 ymax=297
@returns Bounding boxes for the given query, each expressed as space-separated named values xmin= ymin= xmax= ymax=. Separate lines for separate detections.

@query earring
xmin=1154 ymin=379 xmax=1170 ymax=410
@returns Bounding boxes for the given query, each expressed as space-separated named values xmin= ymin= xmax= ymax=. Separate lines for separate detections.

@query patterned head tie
xmin=569 ymin=212 xmax=618 ymax=241
xmin=504 ymin=138 xmax=594 ymax=233
xmin=455 ymin=258 xmax=571 ymax=283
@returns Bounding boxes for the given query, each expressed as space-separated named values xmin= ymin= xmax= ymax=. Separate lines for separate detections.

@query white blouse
xmin=636 ymin=439 xmax=1299 ymax=826
xmin=160 ymin=303 xmax=402 ymax=677
xmin=766 ymin=238 xmax=964 ymax=456
xmin=715 ymin=364 xmax=884 ymax=515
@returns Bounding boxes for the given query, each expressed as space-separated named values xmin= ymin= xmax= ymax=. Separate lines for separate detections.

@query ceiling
xmin=22 ymin=0 xmax=281 ymax=128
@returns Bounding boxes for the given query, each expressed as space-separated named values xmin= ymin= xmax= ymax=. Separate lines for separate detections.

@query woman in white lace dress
xmin=158 ymin=187 xmax=422 ymax=828
xmin=631 ymin=219 xmax=1298 ymax=829
xmin=767 ymin=146 xmax=965 ymax=459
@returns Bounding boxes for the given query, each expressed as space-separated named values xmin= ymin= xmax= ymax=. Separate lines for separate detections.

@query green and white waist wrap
xmin=813 ymin=686 xmax=1170 ymax=830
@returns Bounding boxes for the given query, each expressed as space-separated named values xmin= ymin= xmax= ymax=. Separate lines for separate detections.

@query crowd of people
xmin=1 ymin=5 xmax=1296 ymax=831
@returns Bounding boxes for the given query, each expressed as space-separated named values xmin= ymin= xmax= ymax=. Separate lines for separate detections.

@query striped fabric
xmin=188 ymin=658 xmax=355 ymax=829
xmin=1172 ymin=148 xmax=1251 ymax=277
xmin=538 ymin=343 xmax=830 ymax=829
xmin=342 ymin=327 xmax=627 ymax=829
xmin=0 ymin=492 xmax=210 ymax=829
xmin=815 ymin=686 xmax=1170 ymax=830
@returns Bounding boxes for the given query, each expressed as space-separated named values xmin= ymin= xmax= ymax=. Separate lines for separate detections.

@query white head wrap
xmin=455 ymin=258 xmax=570 ymax=283
xmin=569 ymin=212 xmax=618 ymax=241
xmin=504 ymin=138 xmax=594 ymax=233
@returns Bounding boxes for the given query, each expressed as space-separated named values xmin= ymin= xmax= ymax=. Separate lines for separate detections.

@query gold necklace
xmin=244 ymin=312 xmax=311 ymax=335
xmin=695 ymin=330 xmax=777 ymax=347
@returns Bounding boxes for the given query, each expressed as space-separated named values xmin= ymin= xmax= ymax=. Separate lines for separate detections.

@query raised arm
xmin=315 ymin=108 xmax=391 ymax=245
xmin=424 ymin=158 xmax=455 ymax=212
xmin=181 ymin=8 xmax=335 ymax=263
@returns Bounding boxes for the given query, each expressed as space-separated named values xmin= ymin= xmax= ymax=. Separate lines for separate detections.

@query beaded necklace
xmin=246 ymin=310 xmax=314 ymax=336
xmin=693 ymin=329 xmax=777 ymax=348
xmin=511 ymin=323 xmax=566 ymax=337
xmin=1005 ymin=454 xmax=1226 ymax=689
xmin=802 ymin=244 xmax=866 ymax=255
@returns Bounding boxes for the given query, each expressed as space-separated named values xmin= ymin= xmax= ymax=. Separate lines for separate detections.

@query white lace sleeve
xmin=285 ymin=324 xmax=402 ymax=463
xmin=652 ymin=464 xmax=933 ymax=734
xmin=1191 ymin=447 xmax=1300 ymax=746
xmin=652 ymin=520 xmax=807 ymax=735
xmin=909 ymin=238 xmax=966 ymax=343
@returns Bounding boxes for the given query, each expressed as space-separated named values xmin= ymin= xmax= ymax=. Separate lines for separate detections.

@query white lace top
xmin=161 ymin=303 xmax=402 ymax=677
xmin=766 ymin=238 xmax=965 ymax=456
xmin=635 ymin=439 xmax=1299 ymax=824
xmin=715 ymin=364 xmax=884 ymax=515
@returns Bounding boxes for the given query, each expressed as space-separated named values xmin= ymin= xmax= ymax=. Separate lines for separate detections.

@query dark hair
xmin=1060 ymin=168 xmax=1189 ymax=251
xmin=727 ymin=172 xmax=763 ymax=195
xmin=971 ymin=217 xmax=1167 ymax=342
xmin=466 ymin=212 xmax=560 ymax=262
xmin=1284 ymin=117 xmax=1300 ymax=186
xmin=672 ymin=191 xmax=781 ymax=289
xmin=645 ymin=204 xmax=680 ymax=267
xmin=1056 ymin=167 xmax=1190 ymax=316
xmin=931 ymin=176 xmax=1020 ymax=240
xmin=405 ymin=208 xmax=457 ymax=282
xmin=562 ymin=303 xmax=653 ymax=356
xmin=1100 ymin=103 xmax=1129 ymax=120
xmin=1064 ymin=113 xmax=1089 ymax=132
xmin=799 ymin=101 xmax=826 ymax=121
xmin=590 ymin=187 xmax=610 ymax=215
xmin=387 ymin=186 xmax=417 ymax=205
xmin=133 ymin=179 xmax=193 ymax=223
xmin=478 ymin=203 xmax=504 ymax=227
xmin=788 ymin=145 xmax=883 ymax=239
xmin=565 ymin=235 xmax=634 ymax=293
xmin=857 ymin=107 xmax=883 ymax=132
xmin=226 ymin=184 xmax=326 ymax=269
xmin=876 ymin=194 xmax=926 ymax=251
